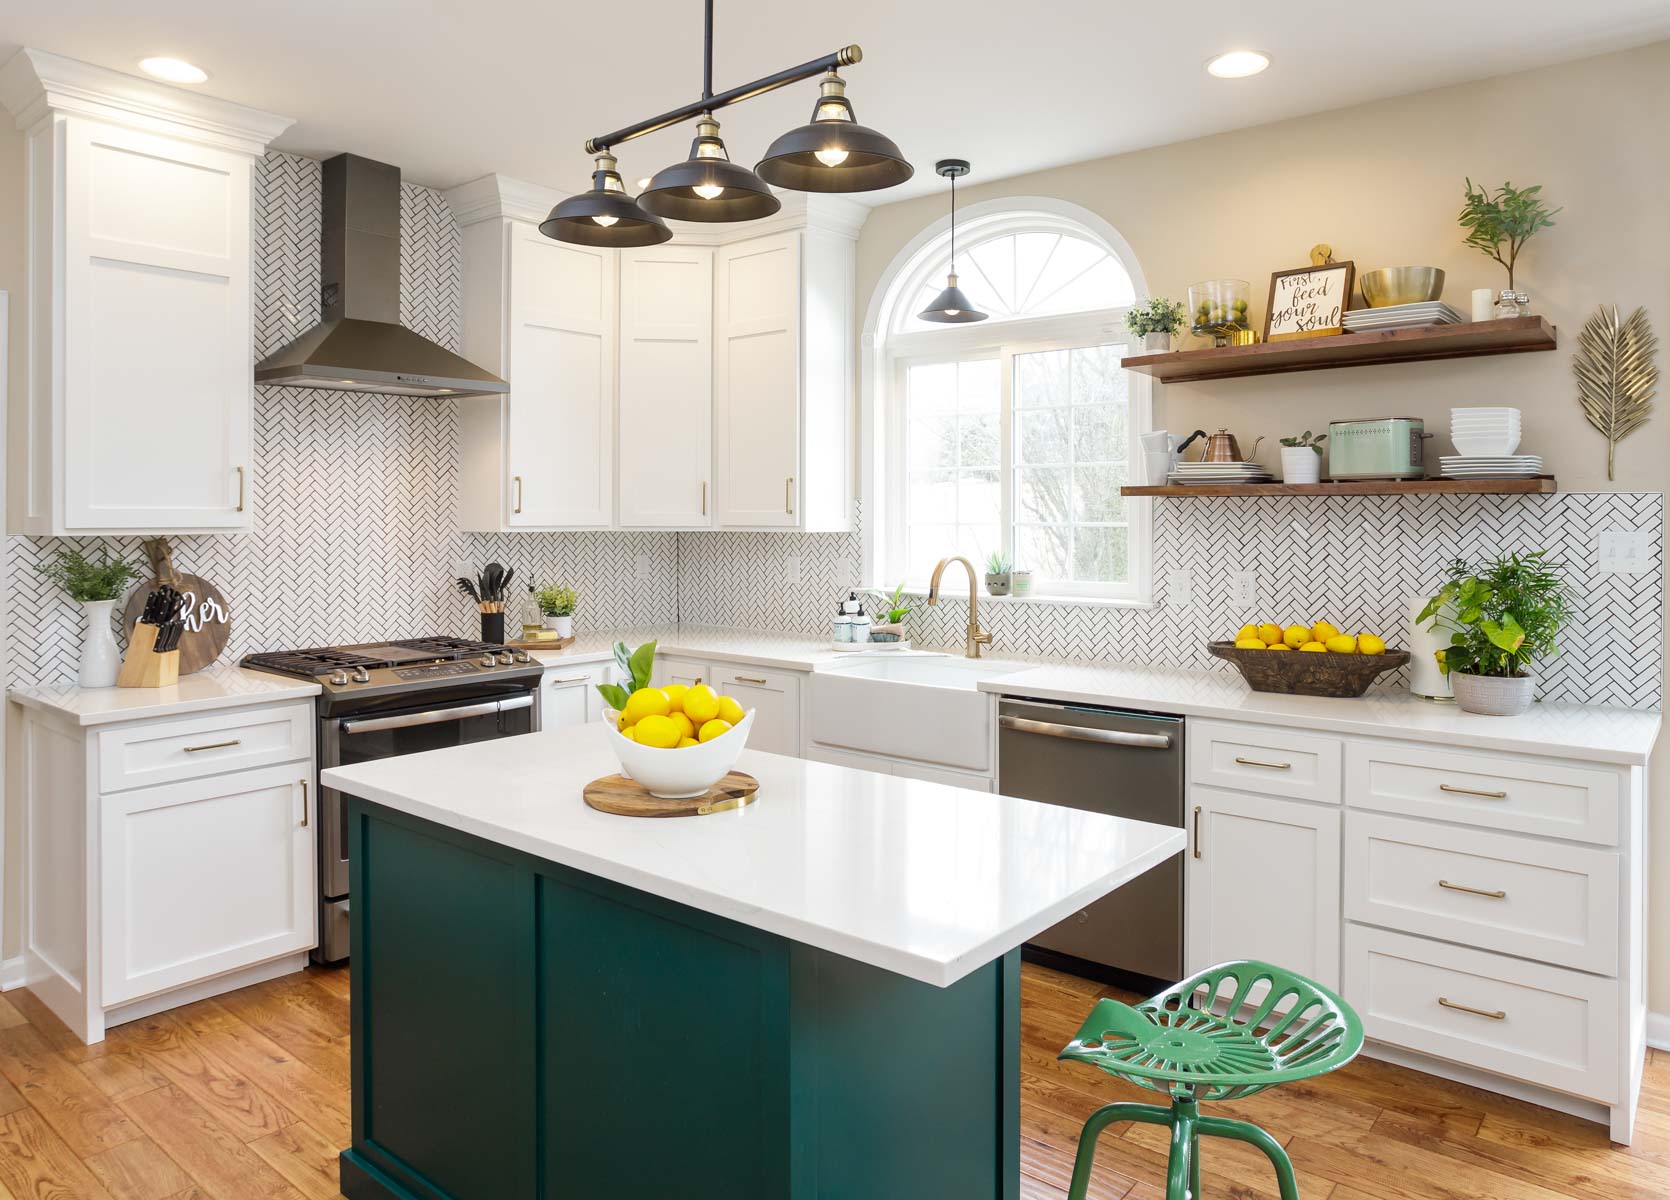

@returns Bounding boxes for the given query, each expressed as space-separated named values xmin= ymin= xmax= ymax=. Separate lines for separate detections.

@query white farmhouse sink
xmin=809 ymin=654 xmax=1028 ymax=771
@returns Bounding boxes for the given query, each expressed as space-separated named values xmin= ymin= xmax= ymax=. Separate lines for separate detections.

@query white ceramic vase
xmin=79 ymin=599 xmax=121 ymax=688
xmin=1143 ymin=331 xmax=1174 ymax=353
xmin=1280 ymin=446 xmax=1322 ymax=485
xmin=543 ymin=614 xmax=574 ymax=638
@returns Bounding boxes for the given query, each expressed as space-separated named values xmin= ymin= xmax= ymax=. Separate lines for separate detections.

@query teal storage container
xmin=1327 ymin=417 xmax=1426 ymax=479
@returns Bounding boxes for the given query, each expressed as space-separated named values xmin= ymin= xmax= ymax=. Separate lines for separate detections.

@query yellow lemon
xmin=1325 ymin=634 xmax=1358 ymax=654
xmin=678 ymin=737 xmax=699 ymax=748
xmin=1283 ymin=624 xmax=1310 ymax=649
xmin=1234 ymin=637 xmax=1268 ymax=650
xmin=669 ymin=712 xmax=695 ymax=739
xmin=698 ymin=718 xmax=733 ymax=743
xmin=1267 ymin=643 xmax=1291 ymax=651
xmin=618 ymin=713 xmax=633 ymax=732
xmin=662 ymin=683 xmax=689 ymax=713
xmin=1358 ymin=633 xmax=1386 ymax=656
xmin=1236 ymin=623 xmax=1259 ymax=642
xmin=683 ymin=684 xmax=720 ymax=724
xmin=1299 ymin=641 xmax=1328 ymax=653
xmin=1257 ymin=623 xmax=1283 ymax=646
xmin=633 ymin=714 xmax=681 ymax=749
xmin=622 ymin=687 xmax=671 ymax=725
xmin=716 ymin=695 xmax=746 ymax=725
xmin=1312 ymin=620 xmax=1339 ymax=643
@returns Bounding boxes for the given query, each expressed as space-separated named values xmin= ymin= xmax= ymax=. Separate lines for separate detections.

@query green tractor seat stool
xmin=1057 ymin=960 xmax=1363 ymax=1200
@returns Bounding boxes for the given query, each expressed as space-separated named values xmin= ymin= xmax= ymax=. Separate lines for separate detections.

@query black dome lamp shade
xmin=918 ymin=159 xmax=987 ymax=323
xmin=636 ymin=115 xmax=782 ymax=223
xmin=754 ymin=66 xmax=914 ymax=193
xmin=539 ymin=153 xmax=671 ymax=247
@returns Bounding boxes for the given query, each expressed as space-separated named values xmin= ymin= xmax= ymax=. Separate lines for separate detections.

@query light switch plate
xmin=1228 ymin=571 xmax=1258 ymax=608
xmin=1166 ymin=568 xmax=1194 ymax=607
xmin=1597 ymin=529 xmax=1653 ymax=575
xmin=783 ymin=555 xmax=802 ymax=584
xmin=834 ymin=557 xmax=855 ymax=589
xmin=634 ymin=554 xmax=653 ymax=580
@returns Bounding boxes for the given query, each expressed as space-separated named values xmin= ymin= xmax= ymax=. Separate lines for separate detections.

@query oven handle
xmin=998 ymin=714 xmax=1172 ymax=750
xmin=338 ymin=694 xmax=533 ymax=735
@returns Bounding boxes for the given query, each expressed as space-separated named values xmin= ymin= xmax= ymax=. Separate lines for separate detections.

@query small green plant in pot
xmin=984 ymin=550 xmax=1012 ymax=597
xmin=872 ymin=583 xmax=914 ymax=642
xmin=1125 ymin=297 xmax=1188 ymax=353
xmin=1458 ymin=179 xmax=1559 ymax=292
xmin=1278 ymin=430 xmax=1327 ymax=485
xmin=1417 ymin=551 xmax=1567 ymax=716
xmin=37 ymin=547 xmax=140 ymax=688
xmin=536 ymin=584 xmax=579 ymax=637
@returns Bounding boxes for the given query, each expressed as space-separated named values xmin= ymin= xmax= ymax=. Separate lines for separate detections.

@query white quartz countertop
xmin=322 ymin=722 xmax=1186 ymax=987
xmin=8 ymin=665 xmax=321 ymax=726
xmin=527 ymin=625 xmax=868 ymax=671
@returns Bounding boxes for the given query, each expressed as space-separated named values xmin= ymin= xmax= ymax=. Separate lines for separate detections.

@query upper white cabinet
xmin=0 ymin=49 xmax=292 ymax=535
xmin=618 ymin=245 xmax=713 ymax=528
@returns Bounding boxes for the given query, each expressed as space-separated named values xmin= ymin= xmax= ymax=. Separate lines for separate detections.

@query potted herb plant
xmin=1458 ymin=178 xmax=1560 ymax=293
xmin=871 ymin=584 xmax=913 ymax=642
xmin=1279 ymin=430 xmax=1326 ymax=485
xmin=1417 ymin=551 xmax=1567 ymax=716
xmin=37 ymin=547 xmax=140 ymax=688
xmin=984 ymin=550 xmax=1012 ymax=596
xmin=536 ymin=584 xmax=579 ymax=638
xmin=1125 ymin=297 xmax=1188 ymax=353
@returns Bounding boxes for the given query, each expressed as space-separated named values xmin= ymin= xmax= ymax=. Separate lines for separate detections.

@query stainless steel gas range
xmin=242 ymin=637 xmax=543 ymax=963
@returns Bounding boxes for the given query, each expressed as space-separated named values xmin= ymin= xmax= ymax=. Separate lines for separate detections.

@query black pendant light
xmin=754 ymin=67 xmax=914 ymax=193
xmin=636 ymin=115 xmax=782 ymax=223
xmin=918 ymin=159 xmax=987 ymax=323
xmin=539 ymin=153 xmax=671 ymax=247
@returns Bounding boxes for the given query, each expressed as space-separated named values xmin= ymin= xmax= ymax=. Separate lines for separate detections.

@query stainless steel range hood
xmin=254 ymin=154 xmax=506 ymax=397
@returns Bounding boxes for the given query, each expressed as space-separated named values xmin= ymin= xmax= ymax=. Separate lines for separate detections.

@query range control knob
xmin=497 ymin=651 xmax=516 ymax=665
xmin=351 ymin=666 xmax=371 ymax=684
xmin=480 ymin=654 xmax=497 ymax=668
xmin=512 ymin=650 xmax=532 ymax=663
xmin=328 ymin=670 xmax=349 ymax=686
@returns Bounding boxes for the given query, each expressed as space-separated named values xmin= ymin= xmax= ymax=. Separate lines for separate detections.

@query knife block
xmin=117 ymin=624 xmax=180 ymax=689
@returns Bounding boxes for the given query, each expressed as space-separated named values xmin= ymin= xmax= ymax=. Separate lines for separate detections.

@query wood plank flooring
xmin=0 ymin=962 xmax=1666 ymax=1199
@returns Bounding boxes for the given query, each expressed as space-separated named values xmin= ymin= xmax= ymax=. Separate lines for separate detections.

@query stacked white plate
xmin=1440 ymin=454 xmax=1543 ymax=479
xmin=1450 ymin=406 xmax=1521 ymax=456
xmin=1169 ymin=461 xmax=1275 ymax=485
xmin=1343 ymin=302 xmax=1464 ymax=332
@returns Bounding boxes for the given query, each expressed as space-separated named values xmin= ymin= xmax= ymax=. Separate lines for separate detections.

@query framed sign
xmin=1264 ymin=261 xmax=1355 ymax=342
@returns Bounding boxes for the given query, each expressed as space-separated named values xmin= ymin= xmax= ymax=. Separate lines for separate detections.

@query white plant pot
xmin=543 ymin=614 xmax=574 ymax=638
xmin=1451 ymin=671 xmax=1535 ymax=717
xmin=1280 ymin=446 xmax=1322 ymax=485
xmin=79 ymin=599 xmax=121 ymax=688
xmin=1142 ymin=331 xmax=1174 ymax=353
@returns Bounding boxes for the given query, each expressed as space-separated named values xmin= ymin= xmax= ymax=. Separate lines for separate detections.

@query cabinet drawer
xmin=1344 ymin=741 xmax=1619 ymax=845
xmin=654 ymin=657 xmax=716 ymax=689
xmin=1188 ymin=720 xmax=1340 ymax=804
xmin=98 ymin=702 xmax=313 ymax=793
xmin=1344 ymin=813 xmax=1619 ymax=975
xmin=1344 ymin=925 xmax=1619 ymax=1103
xmin=540 ymin=663 xmax=613 ymax=729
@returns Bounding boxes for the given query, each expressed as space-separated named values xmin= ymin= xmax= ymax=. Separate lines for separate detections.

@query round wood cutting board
xmin=120 ymin=537 xmax=232 ymax=675
xmin=583 ymin=772 xmax=759 ymax=818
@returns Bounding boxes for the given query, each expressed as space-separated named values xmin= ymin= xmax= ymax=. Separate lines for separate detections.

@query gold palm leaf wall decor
xmin=1573 ymin=305 xmax=1658 ymax=481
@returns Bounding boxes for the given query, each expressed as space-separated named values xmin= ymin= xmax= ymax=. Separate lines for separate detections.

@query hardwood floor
xmin=0 ymin=962 xmax=1666 ymax=1199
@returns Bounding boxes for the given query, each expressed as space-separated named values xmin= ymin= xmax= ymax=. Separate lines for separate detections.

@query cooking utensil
xmin=1359 ymin=266 xmax=1446 ymax=308
xmin=1200 ymin=429 xmax=1264 ymax=463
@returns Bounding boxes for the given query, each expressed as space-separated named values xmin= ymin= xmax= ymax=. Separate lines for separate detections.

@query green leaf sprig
xmin=596 ymin=640 xmax=656 ymax=712
xmin=1458 ymin=179 xmax=1560 ymax=291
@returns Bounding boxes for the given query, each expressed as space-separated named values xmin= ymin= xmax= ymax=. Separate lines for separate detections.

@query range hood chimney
xmin=254 ymin=153 xmax=506 ymax=397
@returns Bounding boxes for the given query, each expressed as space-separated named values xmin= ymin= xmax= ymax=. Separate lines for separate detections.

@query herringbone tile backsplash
xmin=6 ymin=153 xmax=1662 ymax=712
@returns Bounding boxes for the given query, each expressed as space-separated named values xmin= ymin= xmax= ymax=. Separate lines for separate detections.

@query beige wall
xmin=856 ymin=42 xmax=1670 ymax=1002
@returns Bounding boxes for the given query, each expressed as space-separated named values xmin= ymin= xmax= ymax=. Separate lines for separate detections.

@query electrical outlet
xmin=1598 ymin=529 xmax=1652 ymax=575
xmin=634 ymin=554 xmax=653 ymax=581
xmin=783 ymin=555 xmax=802 ymax=584
xmin=1228 ymin=571 xmax=1258 ymax=608
xmin=834 ymin=556 xmax=855 ymax=589
xmin=1166 ymin=568 xmax=1194 ymax=607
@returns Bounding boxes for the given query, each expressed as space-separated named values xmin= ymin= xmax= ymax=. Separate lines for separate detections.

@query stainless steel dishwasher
xmin=998 ymin=698 xmax=1184 ymax=988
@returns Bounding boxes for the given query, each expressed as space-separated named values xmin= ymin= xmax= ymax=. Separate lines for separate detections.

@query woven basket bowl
xmin=1208 ymin=642 xmax=1410 ymax=698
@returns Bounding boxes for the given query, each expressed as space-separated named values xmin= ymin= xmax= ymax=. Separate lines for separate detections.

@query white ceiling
xmin=5 ymin=1 xmax=1668 ymax=202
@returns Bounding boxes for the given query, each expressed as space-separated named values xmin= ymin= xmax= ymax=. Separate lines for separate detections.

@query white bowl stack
xmin=1443 ymin=408 xmax=1540 ymax=478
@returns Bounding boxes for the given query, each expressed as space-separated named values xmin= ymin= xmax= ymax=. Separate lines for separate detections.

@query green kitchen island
xmin=322 ymin=722 xmax=1183 ymax=1200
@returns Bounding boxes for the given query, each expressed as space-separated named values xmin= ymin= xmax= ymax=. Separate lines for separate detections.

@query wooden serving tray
xmin=506 ymin=636 xmax=576 ymax=651
xmin=583 ymin=771 xmax=759 ymax=818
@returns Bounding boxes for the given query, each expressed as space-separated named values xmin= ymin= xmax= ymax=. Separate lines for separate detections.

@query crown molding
xmin=0 ymin=48 xmax=294 ymax=156
xmin=444 ymin=173 xmax=569 ymax=227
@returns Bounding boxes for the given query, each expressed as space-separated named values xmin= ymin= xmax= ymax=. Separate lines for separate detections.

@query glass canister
xmin=1493 ymin=289 xmax=1521 ymax=319
xmin=1189 ymin=279 xmax=1252 ymax=346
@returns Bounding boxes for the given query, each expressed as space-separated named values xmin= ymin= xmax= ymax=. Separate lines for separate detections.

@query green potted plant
xmin=1458 ymin=178 xmax=1560 ymax=293
xmin=1417 ymin=551 xmax=1567 ymax=716
xmin=871 ymin=584 xmax=914 ymax=642
xmin=984 ymin=550 xmax=1012 ymax=596
xmin=536 ymin=584 xmax=579 ymax=638
xmin=1278 ymin=430 xmax=1327 ymax=485
xmin=1125 ymin=297 xmax=1188 ymax=353
xmin=37 ymin=547 xmax=140 ymax=688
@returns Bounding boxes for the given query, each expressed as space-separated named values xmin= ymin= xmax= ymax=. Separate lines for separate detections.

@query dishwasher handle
xmin=998 ymin=714 xmax=1172 ymax=750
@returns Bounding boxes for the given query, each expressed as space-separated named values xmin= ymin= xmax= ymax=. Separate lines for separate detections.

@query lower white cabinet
xmin=712 ymin=665 xmax=801 ymax=758
xmin=1185 ymin=785 xmax=1341 ymax=990
xmin=541 ymin=662 xmax=614 ymax=728
xmin=805 ymin=743 xmax=993 ymax=792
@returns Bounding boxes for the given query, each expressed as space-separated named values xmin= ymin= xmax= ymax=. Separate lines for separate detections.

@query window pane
xmin=1015 ymin=524 xmax=1070 ymax=578
xmin=1071 ymin=345 xmax=1124 ymax=406
xmin=1073 ymin=465 xmax=1127 ymax=523
xmin=907 ymin=361 xmax=956 ymax=415
xmin=1073 ymin=404 xmax=1127 ymax=463
xmin=1027 ymin=236 xmax=1107 ymax=312
xmin=1012 ymin=233 xmax=1059 ymax=310
xmin=908 ymin=415 xmax=957 ymax=471
xmin=1035 ymin=256 xmax=1136 ymax=315
xmin=956 ymin=524 xmax=1000 ymax=567
xmin=959 ymin=470 xmax=1000 ymax=525
xmin=968 ymin=238 xmax=1016 ymax=312
xmin=908 ymin=471 xmax=957 ymax=524
xmin=1073 ymin=525 xmax=1129 ymax=583
xmin=960 ymin=412 xmax=999 ymax=468
xmin=908 ymin=523 xmax=955 ymax=569
xmin=958 ymin=359 xmax=1000 ymax=411
xmin=1017 ymin=408 xmax=1069 ymax=466
xmin=954 ymin=258 xmax=1008 ymax=320
xmin=1015 ymin=349 xmax=1069 ymax=409
xmin=1015 ymin=467 xmax=1070 ymax=523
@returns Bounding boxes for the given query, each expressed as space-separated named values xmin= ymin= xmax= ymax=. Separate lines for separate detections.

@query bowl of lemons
xmin=1208 ymin=620 xmax=1409 ymax=698
xmin=607 ymin=680 xmax=755 ymax=798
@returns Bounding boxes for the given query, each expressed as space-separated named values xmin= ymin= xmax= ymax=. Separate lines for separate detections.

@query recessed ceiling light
xmin=138 ymin=57 xmax=209 ymax=84
xmin=1205 ymin=50 xmax=1269 ymax=79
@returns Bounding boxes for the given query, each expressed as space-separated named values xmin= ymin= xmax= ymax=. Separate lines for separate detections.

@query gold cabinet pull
xmin=733 ymin=675 xmax=767 ymax=685
xmin=1234 ymin=756 xmax=1291 ymax=771
xmin=300 ymin=779 xmax=309 ymax=828
xmin=1192 ymin=805 xmax=1203 ymax=859
xmin=235 ymin=466 xmax=247 ymax=513
xmin=785 ymin=476 xmax=794 ymax=515
xmin=701 ymin=481 xmax=708 ymax=516
xmin=1440 ymin=783 xmax=1508 ymax=800
xmin=513 ymin=475 xmax=524 ymax=514
xmin=184 ymin=739 xmax=242 ymax=753
xmin=1439 ymin=996 xmax=1505 ymax=1020
xmin=547 ymin=675 xmax=592 ymax=684
xmin=1439 ymin=879 xmax=1507 ymax=899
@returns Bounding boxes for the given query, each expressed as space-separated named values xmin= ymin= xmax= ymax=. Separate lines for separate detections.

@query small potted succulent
xmin=984 ymin=550 xmax=1012 ymax=596
xmin=37 ymin=547 xmax=140 ymax=688
xmin=1125 ymin=296 xmax=1188 ymax=353
xmin=1418 ymin=551 xmax=1567 ymax=716
xmin=871 ymin=584 xmax=913 ymax=642
xmin=1279 ymin=430 xmax=1327 ymax=485
xmin=536 ymin=584 xmax=579 ymax=638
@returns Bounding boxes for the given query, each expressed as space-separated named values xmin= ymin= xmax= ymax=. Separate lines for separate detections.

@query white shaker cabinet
xmin=618 ymin=245 xmax=714 ymax=528
xmin=0 ymin=49 xmax=292 ymax=535
xmin=541 ymin=661 xmax=615 ymax=728
xmin=712 ymin=664 xmax=802 ymax=757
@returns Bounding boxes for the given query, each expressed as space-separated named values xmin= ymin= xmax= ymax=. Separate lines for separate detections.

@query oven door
xmin=319 ymin=692 xmax=536 ymax=901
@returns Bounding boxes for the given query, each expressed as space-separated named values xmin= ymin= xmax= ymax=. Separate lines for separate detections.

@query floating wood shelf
xmin=1121 ymin=316 xmax=1557 ymax=383
xmin=1122 ymin=477 xmax=1557 ymax=498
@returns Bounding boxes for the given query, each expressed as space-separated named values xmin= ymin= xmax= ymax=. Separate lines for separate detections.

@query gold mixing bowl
xmin=1359 ymin=266 xmax=1446 ymax=308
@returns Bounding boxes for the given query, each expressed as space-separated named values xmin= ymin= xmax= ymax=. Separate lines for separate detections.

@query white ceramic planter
xmin=543 ymin=614 xmax=574 ymax=638
xmin=1280 ymin=446 xmax=1322 ymax=485
xmin=79 ymin=599 xmax=121 ymax=688
xmin=1451 ymin=671 xmax=1535 ymax=717
xmin=1142 ymin=331 xmax=1174 ymax=353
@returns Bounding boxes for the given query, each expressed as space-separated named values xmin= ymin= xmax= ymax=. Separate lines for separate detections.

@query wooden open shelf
xmin=1122 ymin=477 xmax=1557 ymax=498
xmin=1121 ymin=316 xmax=1556 ymax=383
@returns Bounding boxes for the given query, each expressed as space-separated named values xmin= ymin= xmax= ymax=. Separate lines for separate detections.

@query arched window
xmin=864 ymin=201 xmax=1153 ymax=603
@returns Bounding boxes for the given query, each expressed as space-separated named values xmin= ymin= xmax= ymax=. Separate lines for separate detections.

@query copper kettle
xmin=1200 ymin=428 xmax=1265 ymax=463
